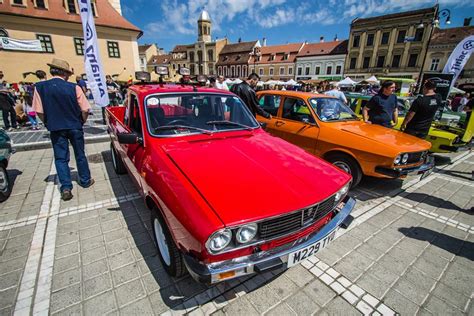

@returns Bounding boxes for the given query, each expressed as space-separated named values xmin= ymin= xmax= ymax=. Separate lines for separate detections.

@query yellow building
xmin=0 ymin=0 xmax=142 ymax=83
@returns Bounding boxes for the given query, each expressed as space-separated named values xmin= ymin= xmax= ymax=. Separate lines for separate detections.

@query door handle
xmin=275 ymin=121 xmax=285 ymax=127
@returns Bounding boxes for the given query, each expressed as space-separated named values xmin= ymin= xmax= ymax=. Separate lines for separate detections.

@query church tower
xmin=197 ymin=10 xmax=212 ymax=42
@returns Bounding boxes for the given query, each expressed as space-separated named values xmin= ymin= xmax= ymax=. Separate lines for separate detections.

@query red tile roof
xmin=260 ymin=43 xmax=303 ymax=55
xmin=430 ymin=26 xmax=474 ymax=46
xmin=251 ymin=42 xmax=304 ymax=64
xmin=172 ymin=45 xmax=190 ymax=53
xmin=220 ymin=41 xmax=258 ymax=54
xmin=0 ymin=1 xmax=141 ymax=34
xmin=296 ymin=40 xmax=347 ymax=57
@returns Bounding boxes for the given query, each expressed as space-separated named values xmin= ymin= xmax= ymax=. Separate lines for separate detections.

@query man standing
xmin=231 ymin=73 xmax=271 ymax=118
xmin=401 ymin=80 xmax=442 ymax=139
xmin=76 ymin=76 xmax=87 ymax=94
xmin=362 ymin=80 xmax=398 ymax=128
xmin=32 ymin=59 xmax=94 ymax=201
xmin=325 ymin=84 xmax=347 ymax=104
xmin=0 ymin=86 xmax=18 ymax=131
xmin=215 ymin=75 xmax=229 ymax=91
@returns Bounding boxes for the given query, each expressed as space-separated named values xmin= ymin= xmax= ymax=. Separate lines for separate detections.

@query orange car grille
xmin=258 ymin=195 xmax=336 ymax=240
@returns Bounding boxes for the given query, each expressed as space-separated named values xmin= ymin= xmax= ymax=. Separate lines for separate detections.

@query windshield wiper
xmin=206 ymin=120 xmax=253 ymax=130
xmin=154 ymin=125 xmax=213 ymax=135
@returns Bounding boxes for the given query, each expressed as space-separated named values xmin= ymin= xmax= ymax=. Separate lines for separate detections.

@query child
xmin=23 ymin=94 xmax=39 ymax=130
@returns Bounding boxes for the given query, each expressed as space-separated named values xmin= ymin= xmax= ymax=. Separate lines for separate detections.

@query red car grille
xmin=258 ymin=196 xmax=336 ymax=240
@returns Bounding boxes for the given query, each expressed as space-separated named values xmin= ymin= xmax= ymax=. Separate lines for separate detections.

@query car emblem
xmin=302 ymin=205 xmax=319 ymax=226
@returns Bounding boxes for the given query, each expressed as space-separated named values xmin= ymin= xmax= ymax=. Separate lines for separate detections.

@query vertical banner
xmin=442 ymin=35 xmax=474 ymax=90
xmin=78 ymin=0 xmax=109 ymax=107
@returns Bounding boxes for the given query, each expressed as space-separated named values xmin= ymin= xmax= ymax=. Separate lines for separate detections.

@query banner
xmin=442 ymin=35 xmax=474 ymax=90
xmin=0 ymin=37 xmax=42 ymax=52
xmin=78 ymin=0 xmax=109 ymax=107
xmin=420 ymin=72 xmax=454 ymax=102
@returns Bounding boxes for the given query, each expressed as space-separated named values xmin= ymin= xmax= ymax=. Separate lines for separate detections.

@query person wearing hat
xmin=32 ymin=58 xmax=94 ymax=201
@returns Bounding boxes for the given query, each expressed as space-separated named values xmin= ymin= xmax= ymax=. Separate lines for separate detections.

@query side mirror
xmin=117 ymin=132 xmax=142 ymax=145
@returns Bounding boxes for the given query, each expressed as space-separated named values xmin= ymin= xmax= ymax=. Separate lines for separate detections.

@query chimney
xmin=238 ymin=37 xmax=242 ymax=43
xmin=262 ymin=37 xmax=267 ymax=47
xmin=334 ymin=34 xmax=338 ymax=41
xmin=320 ymin=36 xmax=324 ymax=43
xmin=464 ymin=17 xmax=472 ymax=26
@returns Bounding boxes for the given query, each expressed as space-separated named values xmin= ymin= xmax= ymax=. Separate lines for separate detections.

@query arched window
xmin=208 ymin=50 xmax=213 ymax=61
xmin=243 ymin=65 xmax=247 ymax=77
xmin=218 ymin=66 xmax=222 ymax=76
xmin=237 ymin=65 xmax=241 ymax=78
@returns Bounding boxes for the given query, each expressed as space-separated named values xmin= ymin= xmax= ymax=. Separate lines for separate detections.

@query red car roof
xmin=129 ymin=84 xmax=235 ymax=96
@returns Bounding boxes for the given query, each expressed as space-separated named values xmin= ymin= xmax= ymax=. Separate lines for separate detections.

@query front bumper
xmin=439 ymin=143 xmax=471 ymax=152
xmin=183 ymin=196 xmax=356 ymax=284
xmin=374 ymin=155 xmax=435 ymax=178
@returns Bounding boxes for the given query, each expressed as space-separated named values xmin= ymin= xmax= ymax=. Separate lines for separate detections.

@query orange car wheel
xmin=326 ymin=153 xmax=362 ymax=188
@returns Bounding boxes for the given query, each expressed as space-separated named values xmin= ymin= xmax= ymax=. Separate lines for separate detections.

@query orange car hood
xmin=327 ymin=121 xmax=431 ymax=152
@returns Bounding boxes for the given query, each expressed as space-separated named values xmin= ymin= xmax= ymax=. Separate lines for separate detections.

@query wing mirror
xmin=117 ymin=132 xmax=143 ymax=145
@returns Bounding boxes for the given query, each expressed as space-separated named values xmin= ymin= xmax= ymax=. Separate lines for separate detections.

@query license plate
xmin=287 ymin=230 xmax=337 ymax=267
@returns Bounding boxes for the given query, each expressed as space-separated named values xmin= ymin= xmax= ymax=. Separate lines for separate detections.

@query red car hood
xmin=161 ymin=132 xmax=350 ymax=226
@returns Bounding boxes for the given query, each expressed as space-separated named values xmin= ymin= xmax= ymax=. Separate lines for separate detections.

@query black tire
xmin=326 ymin=153 xmax=362 ymax=188
xmin=0 ymin=165 xmax=12 ymax=202
xmin=110 ymin=142 xmax=127 ymax=175
xmin=150 ymin=207 xmax=186 ymax=277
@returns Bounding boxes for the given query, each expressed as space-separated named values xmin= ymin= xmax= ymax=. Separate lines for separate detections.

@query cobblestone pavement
xmin=0 ymin=142 xmax=473 ymax=315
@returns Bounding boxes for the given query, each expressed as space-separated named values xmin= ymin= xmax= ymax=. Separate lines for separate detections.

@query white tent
xmin=338 ymin=77 xmax=357 ymax=86
xmin=365 ymin=75 xmax=379 ymax=84
xmin=450 ymin=86 xmax=466 ymax=95
xmin=265 ymin=80 xmax=279 ymax=85
xmin=285 ymin=79 xmax=298 ymax=85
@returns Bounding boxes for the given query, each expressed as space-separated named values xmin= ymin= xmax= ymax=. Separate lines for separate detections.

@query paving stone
xmin=281 ymin=264 xmax=314 ymax=287
xmin=112 ymin=262 xmax=140 ymax=286
xmin=54 ymin=254 xmax=80 ymax=274
xmin=392 ymin=277 xmax=429 ymax=305
xmin=321 ymin=296 xmax=362 ymax=315
xmin=333 ymin=259 xmax=364 ymax=282
xmin=108 ymin=249 xmax=136 ymax=270
xmin=266 ymin=302 xmax=297 ymax=316
xmin=424 ymin=295 xmax=463 ymax=315
xmin=79 ymin=225 xmax=102 ymax=240
xmin=4 ymin=234 xmax=33 ymax=250
xmin=82 ymin=245 xmax=106 ymax=265
xmin=266 ymin=274 xmax=299 ymax=300
xmin=84 ymin=272 xmax=113 ymax=299
xmin=148 ymin=285 xmax=182 ymax=312
xmin=115 ymin=279 xmax=146 ymax=307
xmin=136 ymin=256 xmax=163 ymax=275
xmin=52 ymin=269 xmax=81 ymax=291
xmin=104 ymin=228 xmax=126 ymax=243
xmin=245 ymin=284 xmax=281 ymax=314
xmin=106 ymin=237 xmax=130 ymax=255
xmin=0 ymin=256 xmax=27 ymax=275
xmin=55 ymin=242 xmax=79 ymax=259
xmin=383 ymin=289 xmax=419 ymax=315
xmin=51 ymin=303 xmax=81 ymax=316
xmin=175 ymin=276 xmax=207 ymax=299
xmin=431 ymin=282 xmax=470 ymax=311
xmin=119 ymin=296 xmax=154 ymax=315
xmin=80 ymin=235 xmax=105 ymax=252
xmin=285 ymin=290 xmax=321 ymax=315
xmin=0 ymin=287 xmax=17 ymax=310
xmin=8 ymin=225 xmax=35 ymax=238
xmin=82 ymin=258 xmax=109 ymax=280
xmin=375 ymin=253 xmax=410 ymax=275
xmin=355 ymin=242 xmax=384 ymax=261
xmin=303 ymin=278 xmax=336 ymax=307
xmin=83 ymin=290 xmax=117 ymax=315
xmin=356 ymin=273 xmax=389 ymax=299
xmin=0 ymin=245 xmax=30 ymax=261
xmin=50 ymin=284 xmax=82 ymax=313
xmin=440 ymin=262 xmax=474 ymax=294
xmin=56 ymin=231 xmax=80 ymax=247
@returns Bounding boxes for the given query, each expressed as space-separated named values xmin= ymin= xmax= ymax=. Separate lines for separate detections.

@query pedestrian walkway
xmin=0 ymin=143 xmax=472 ymax=315
xmin=6 ymin=105 xmax=108 ymax=151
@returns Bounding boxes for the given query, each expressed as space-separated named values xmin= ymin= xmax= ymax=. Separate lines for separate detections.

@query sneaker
xmin=15 ymin=126 xmax=20 ymax=129
xmin=7 ymin=128 xmax=13 ymax=132
xmin=79 ymin=178 xmax=95 ymax=188
xmin=61 ymin=190 xmax=73 ymax=201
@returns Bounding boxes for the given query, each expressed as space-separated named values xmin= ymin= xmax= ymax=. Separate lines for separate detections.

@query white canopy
xmin=285 ymin=79 xmax=298 ymax=85
xmin=265 ymin=80 xmax=279 ymax=85
xmin=338 ymin=77 xmax=357 ymax=86
xmin=450 ymin=86 xmax=466 ymax=95
xmin=365 ymin=75 xmax=379 ymax=84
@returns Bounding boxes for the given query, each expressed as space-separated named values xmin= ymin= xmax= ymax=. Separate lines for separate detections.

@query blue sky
xmin=121 ymin=0 xmax=474 ymax=52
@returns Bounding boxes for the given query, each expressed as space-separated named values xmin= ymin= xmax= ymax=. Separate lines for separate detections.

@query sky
xmin=121 ymin=0 xmax=474 ymax=52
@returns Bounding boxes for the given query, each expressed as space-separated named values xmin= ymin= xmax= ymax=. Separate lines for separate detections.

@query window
xmin=208 ymin=49 xmax=213 ymax=61
xmin=35 ymin=0 xmax=46 ymax=9
xmin=66 ymin=0 xmax=76 ymax=14
xmin=282 ymin=98 xmax=315 ymax=123
xmin=326 ymin=66 xmax=332 ymax=75
xmin=197 ymin=51 xmax=202 ymax=63
xmin=270 ymin=54 xmax=275 ymax=61
xmin=12 ymin=0 xmax=24 ymax=5
xmin=297 ymin=68 xmax=302 ymax=76
xmin=305 ymin=67 xmax=310 ymax=75
xmin=366 ymin=34 xmax=374 ymax=46
xmin=129 ymin=94 xmax=142 ymax=135
xmin=279 ymin=67 xmax=285 ymax=75
xmin=91 ymin=1 xmax=97 ymax=16
xmin=243 ymin=65 xmax=247 ymax=77
xmin=315 ymin=67 xmax=320 ymax=75
xmin=107 ymin=41 xmax=120 ymax=58
xmin=381 ymin=32 xmax=390 ymax=45
xmin=391 ymin=55 xmax=401 ymax=68
xmin=283 ymin=53 xmax=289 ymax=60
xmin=288 ymin=67 xmax=293 ymax=75
xmin=259 ymin=68 xmax=263 ymax=76
xmin=236 ymin=65 xmax=241 ymax=77
xmin=376 ymin=55 xmax=385 ymax=68
xmin=230 ymin=66 xmax=235 ymax=77
xmin=414 ymin=28 xmax=424 ymax=42
xmin=269 ymin=68 xmax=274 ymax=76
xmin=37 ymin=34 xmax=54 ymax=53
xmin=353 ymin=35 xmax=360 ymax=48
xmin=189 ymin=52 xmax=195 ymax=62
xmin=408 ymin=53 xmax=418 ymax=67
xmin=258 ymin=94 xmax=281 ymax=116
xmin=350 ymin=58 xmax=357 ymax=69
xmin=336 ymin=65 xmax=342 ymax=74
xmin=397 ymin=30 xmax=407 ymax=43
xmin=363 ymin=57 xmax=370 ymax=69
xmin=74 ymin=37 xmax=84 ymax=55
xmin=430 ymin=58 xmax=440 ymax=71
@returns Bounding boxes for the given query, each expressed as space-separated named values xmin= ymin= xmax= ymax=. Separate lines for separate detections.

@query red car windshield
xmin=145 ymin=93 xmax=259 ymax=136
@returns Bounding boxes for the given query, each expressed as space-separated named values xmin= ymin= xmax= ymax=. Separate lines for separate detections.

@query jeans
xmin=2 ymin=107 xmax=17 ymax=129
xmin=27 ymin=114 xmax=37 ymax=127
xmin=50 ymin=129 xmax=91 ymax=192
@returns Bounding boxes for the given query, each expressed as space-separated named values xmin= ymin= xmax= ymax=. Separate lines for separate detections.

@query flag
xmin=78 ymin=0 xmax=109 ymax=107
xmin=442 ymin=35 xmax=474 ymax=89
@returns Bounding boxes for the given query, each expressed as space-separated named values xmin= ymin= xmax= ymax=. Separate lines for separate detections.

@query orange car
xmin=256 ymin=90 xmax=434 ymax=187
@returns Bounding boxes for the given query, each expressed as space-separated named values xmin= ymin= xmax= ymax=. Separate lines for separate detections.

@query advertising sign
xmin=0 ymin=37 xmax=42 ymax=52
xmin=420 ymin=72 xmax=454 ymax=101
xmin=443 ymin=35 xmax=474 ymax=90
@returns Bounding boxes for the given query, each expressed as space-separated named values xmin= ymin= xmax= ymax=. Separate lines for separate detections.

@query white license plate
xmin=287 ymin=230 xmax=337 ymax=267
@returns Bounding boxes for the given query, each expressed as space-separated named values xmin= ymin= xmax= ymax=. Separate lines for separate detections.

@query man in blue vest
xmin=32 ymin=59 xmax=94 ymax=201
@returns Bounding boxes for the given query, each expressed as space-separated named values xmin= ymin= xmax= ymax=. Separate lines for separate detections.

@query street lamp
xmin=416 ymin=5 xmax=451 ymax=93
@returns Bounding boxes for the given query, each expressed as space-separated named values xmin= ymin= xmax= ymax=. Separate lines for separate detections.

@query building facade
xmin=138 ymin=44 xmax=159 ymax=72
xmin=423 ymin=26 xmax=474 ymax=84
xmin=170 ymin=45 xmax=188 ymax=81
xmin=250 ymin=42 xmax=304 ymax=81
xmin=148 ymin=54 xmax=172 ymax=81
xmin=0 ymin=0 xmax=142 ymax=83
xmin=344 ymin=7 xmax=436 ymax=80
xmin=216 ymin=40 xmax=259 ymax=79
xmin=295 ymin=40 xmax=348 ymax=81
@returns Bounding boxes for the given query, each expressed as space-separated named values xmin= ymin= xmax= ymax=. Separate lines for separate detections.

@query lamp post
xmin=416 ymin=5 xmax=451 ymax=93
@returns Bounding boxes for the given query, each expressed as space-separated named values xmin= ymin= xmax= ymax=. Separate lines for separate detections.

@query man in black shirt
xmin=362 ymin=80 xmax=398 ymax=128
xmin=231 ymin=73 xmax=271 ymax=119
xmin=401 ymin=80 xmax=441 ymax=139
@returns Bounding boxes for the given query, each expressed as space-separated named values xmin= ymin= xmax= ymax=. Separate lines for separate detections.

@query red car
xmin=106 ymin=80 xmax=355 ymax=283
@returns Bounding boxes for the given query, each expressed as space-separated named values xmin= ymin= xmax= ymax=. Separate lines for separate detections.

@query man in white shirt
xmin=215 ymin=75 xmax=229 ymax=91
xmin=324 ymin=84 xmax=347 ymax=104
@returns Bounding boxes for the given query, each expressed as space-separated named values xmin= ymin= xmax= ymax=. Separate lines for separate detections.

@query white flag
xmin=442 ymin=35 xmax=474 ymax=89
xmin=78 ymin=0 xmax=109 ymax=107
